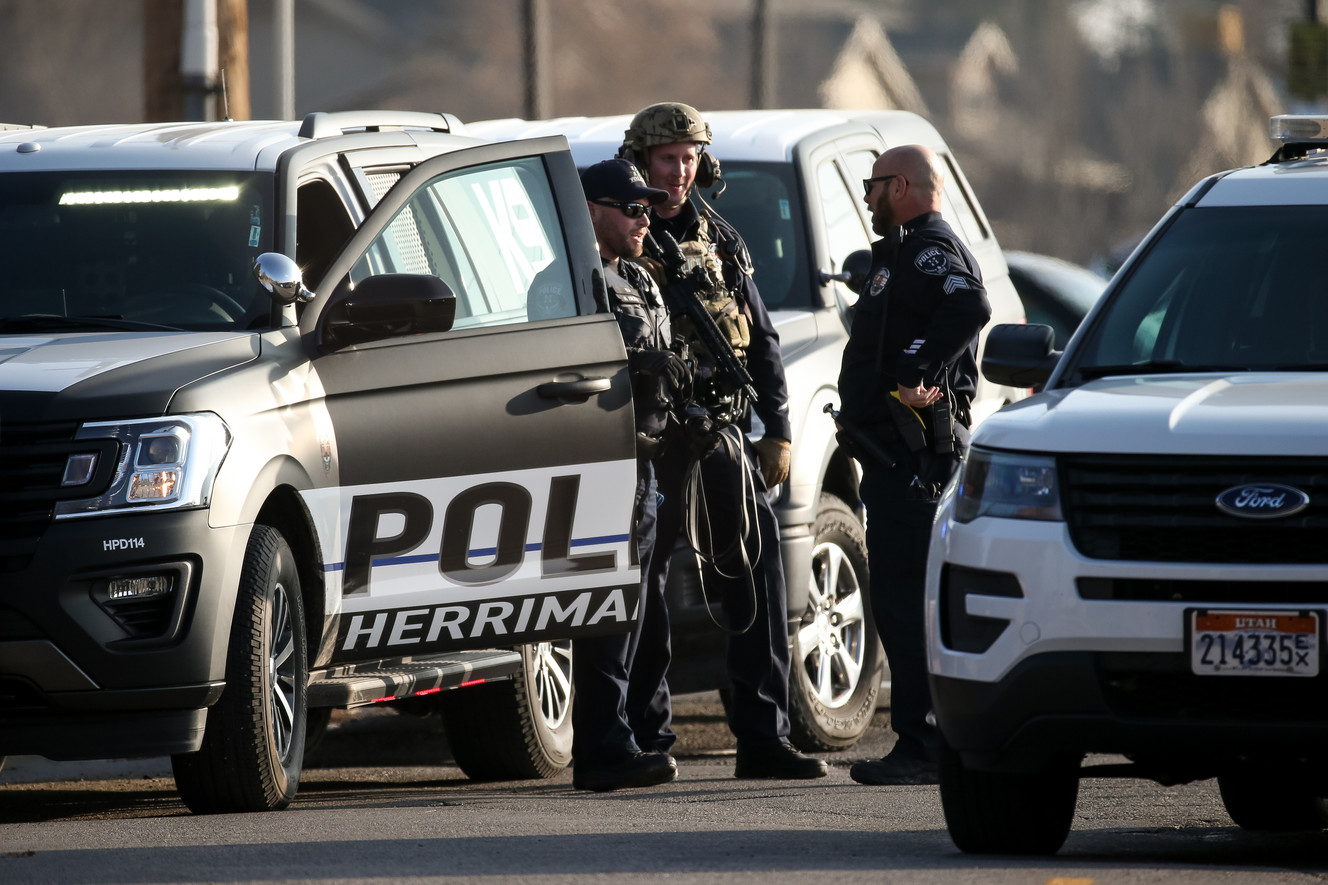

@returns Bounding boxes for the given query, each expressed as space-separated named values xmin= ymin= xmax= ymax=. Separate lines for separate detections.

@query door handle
xmin=536 ymin=376 xmax=611 ymax=402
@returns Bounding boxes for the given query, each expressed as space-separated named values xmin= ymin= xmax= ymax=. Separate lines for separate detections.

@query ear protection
xmin=696 ymin=151 xmax=721 ymax=190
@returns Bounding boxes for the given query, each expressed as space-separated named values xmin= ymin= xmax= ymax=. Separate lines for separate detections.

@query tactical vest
xmin=671 ymin=220 xmax=752 ymax=360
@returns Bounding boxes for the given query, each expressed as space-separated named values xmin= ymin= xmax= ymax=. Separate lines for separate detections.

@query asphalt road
xmin=1 ymin=693 xmax=1326 ymax=884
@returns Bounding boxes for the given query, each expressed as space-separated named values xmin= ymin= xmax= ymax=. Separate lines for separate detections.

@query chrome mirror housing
xmin=252 ymin=252 xmax=312 ymax=304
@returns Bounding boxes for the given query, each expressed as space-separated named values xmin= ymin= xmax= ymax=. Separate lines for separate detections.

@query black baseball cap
xmin=580 ymin=158 xmax=668 ymax=204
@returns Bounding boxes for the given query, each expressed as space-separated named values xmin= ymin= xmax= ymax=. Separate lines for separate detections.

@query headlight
xmin=54 ymin=413 xmax=231 ymax=518
xmin=953 ymin=448 xmax=1062 ymax=523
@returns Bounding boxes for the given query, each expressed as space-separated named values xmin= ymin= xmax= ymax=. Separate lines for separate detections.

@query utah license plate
xmin=1189 ymin=610 xmax=1319 ymax=677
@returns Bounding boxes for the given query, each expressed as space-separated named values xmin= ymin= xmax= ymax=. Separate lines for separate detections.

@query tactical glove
xmin=628 ymin=349 xmax=692 ymax=401
xmin=754 ymin=435 xmax=791 ymax=488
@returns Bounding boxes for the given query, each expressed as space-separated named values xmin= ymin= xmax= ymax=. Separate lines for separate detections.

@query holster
xmin=882 ymin=395 xmax=928 ymax=453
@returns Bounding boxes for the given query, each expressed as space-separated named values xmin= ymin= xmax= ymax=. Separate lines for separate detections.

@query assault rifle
xmin=644 ymin=230 xmax=758 ymax=405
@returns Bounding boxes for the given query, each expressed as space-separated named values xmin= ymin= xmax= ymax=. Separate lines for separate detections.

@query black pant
xmin=571 ymin=460 xmax=657 ymax=765
xmin=859 ymin=460 xmax=941 ymax=762
xmin=627 ymin=427 xmax=792 ymax=753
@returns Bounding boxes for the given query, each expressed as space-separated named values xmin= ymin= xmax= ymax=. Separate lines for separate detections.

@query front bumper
xmin=0 ymin=508 xmax=248 ymax=759
xmin=931 ymin=650 xmax=1328 ymax=774
xmin=927 ymin=493 xmax=1328 ymax=774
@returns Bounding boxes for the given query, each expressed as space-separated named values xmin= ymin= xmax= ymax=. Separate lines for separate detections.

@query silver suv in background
xmin=470 ymin=109 xmax=1027 ymax=750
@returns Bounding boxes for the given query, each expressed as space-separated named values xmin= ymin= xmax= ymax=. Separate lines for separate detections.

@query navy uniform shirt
xmin=838 ymin=211 xmax=991 ymax=430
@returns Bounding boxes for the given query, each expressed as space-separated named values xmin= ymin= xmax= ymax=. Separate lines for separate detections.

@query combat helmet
xmin=622 ymin=102 xmax=712 ymax=157
xmin=620 ymin=102 xmax=720 ymax=190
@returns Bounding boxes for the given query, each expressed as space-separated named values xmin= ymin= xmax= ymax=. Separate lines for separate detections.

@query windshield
xmin=704 ymin=161 xmax=811 ymax=309
xmin=0 ymin=171 xmax=275 ymax=332
xmin=1070 ymin=206 xmax=1328 ymax=377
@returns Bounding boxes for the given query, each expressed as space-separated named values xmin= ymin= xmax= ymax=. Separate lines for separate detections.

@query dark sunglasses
xmin=863 ymin=174 xmax=902 ymax=197
xmin=593 ymin=199 xmax=649 ymax=219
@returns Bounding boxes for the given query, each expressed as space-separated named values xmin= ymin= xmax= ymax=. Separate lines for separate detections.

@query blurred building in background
xmin=0 ymin=0 xmax=1318 ymax=270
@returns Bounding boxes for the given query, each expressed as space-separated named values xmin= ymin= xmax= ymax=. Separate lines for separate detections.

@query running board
xmin=308 ymin=649 xmax=523 ymax=708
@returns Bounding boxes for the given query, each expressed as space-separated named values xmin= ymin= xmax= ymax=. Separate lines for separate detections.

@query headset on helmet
xmin=618 ymin=101 xmax=722 ymax=191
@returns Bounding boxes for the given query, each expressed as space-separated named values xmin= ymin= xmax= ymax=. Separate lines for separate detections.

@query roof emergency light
xmin=1270 ymin=115 xmax=1328 ymax=143
xmin=58 ymin=185 xmax=240 ymax=206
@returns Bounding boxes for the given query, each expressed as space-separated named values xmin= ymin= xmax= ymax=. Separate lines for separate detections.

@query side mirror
xmin=840 ymin=249 xmax=873 ymax=295
xmin=818 ymin=249 xmax=873 ymax=296
xmin=981 ymin=323 xmax=1061 ymax=389
xmin=253 ymin=252 xmax=312 ymax=304
xmin=320 ymin=273 xmax=457 ymax=348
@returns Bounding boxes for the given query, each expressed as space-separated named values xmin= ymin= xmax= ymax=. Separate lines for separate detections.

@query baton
xmin=823 ymin=402 xmax=897 ymax=469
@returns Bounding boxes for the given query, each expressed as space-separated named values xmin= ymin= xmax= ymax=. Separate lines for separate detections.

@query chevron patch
xmin=943 ymin=274 xmax=969 ymax=294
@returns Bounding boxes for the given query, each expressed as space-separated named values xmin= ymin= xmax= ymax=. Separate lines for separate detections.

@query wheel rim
xmin=531 ymin=640 xmax=573 ymax=730
xmin=796 ymin=539 xmax=867 ymax=707
xmin=268 ymin=580 xmax=297 ymax=760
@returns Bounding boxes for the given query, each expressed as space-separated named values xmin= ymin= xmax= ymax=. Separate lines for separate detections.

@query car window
xmin=708 ymin=161 xmax=809 ymax=308
xmin=296 ymin=178 xmax=356 ymax=291
xmin=0 ymin=170 xmax=275 ymax=331
xmin=939 ymin=154 xmax=989 ymax=244
xmin=844 ymin=149 xmax=876 ymax=183
xmin=349 ymin=157 xmax=575 ymax=328
xmin=816 ymin=158 xmax=872 ymax=276
xmin=1075 ymin=206 xmax=1328 ymax=371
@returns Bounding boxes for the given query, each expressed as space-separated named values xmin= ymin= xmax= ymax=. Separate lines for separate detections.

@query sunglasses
xmin=863 ymin=174 xmax=902 ymax=197
xmin=593 ymin=199 xmax=649 ymax=219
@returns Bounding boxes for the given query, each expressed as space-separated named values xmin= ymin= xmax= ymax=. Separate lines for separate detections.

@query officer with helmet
xmin=620 ymin=102 xmax=826 ymax=780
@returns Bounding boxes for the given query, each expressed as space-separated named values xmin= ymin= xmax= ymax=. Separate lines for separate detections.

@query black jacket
xmin=604 ymin=257 xmax=673 ymax=439
xmin=838 ymin=212 xmax=991 ymax=430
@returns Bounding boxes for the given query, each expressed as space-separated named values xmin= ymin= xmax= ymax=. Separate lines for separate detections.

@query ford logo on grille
xmin=1215 ymin=483 xmax=1310 ymax=519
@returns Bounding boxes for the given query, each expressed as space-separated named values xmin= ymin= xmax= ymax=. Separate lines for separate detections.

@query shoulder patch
xmin=867 ymin=267 xmax=890 ymax=297
xmin=914 ymin=246 xmax=949 ymax=276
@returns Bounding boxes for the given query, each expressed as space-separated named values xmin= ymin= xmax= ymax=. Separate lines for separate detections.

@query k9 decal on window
xmin=350 ymin=156 xmax=575 ymax=329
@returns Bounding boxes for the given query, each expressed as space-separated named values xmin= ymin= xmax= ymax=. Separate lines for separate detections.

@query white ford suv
xmin=928 ymin=114 xmax=1328 ymax=853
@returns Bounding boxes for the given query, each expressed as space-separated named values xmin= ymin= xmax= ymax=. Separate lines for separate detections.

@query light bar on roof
xmin=1270 ymin=115 xmax=1328 ymax=143
xmin=58 ymin=185 xmax=240 ymax=206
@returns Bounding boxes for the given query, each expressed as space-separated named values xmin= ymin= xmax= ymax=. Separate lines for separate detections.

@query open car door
xmin=300 ymin=136 xmax=638 ymax=664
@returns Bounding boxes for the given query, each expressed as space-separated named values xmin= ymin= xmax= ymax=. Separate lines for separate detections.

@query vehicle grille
xmin=1061 ymin=455 xmax=1328 ymax=564
xmin=0 ymin=420 xmax=113 ymax=573
xmin=1099 ymin=654 xmax=1328 ymax=723
xmin=1078 ymin=578 xmax=1328 ymax=604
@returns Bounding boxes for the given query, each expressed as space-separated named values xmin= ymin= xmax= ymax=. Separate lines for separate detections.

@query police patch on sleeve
xmin=915 ymin=246 xmax=949 ymax=276
xmin=867 ymin=267 xmax=890 ymax=297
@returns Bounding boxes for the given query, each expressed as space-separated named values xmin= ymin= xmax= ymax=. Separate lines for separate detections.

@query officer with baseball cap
xmin=569 ymin=158 xmax=688 ymax=791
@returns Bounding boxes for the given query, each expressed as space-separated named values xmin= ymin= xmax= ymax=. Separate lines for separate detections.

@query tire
xmin=1218 ymin=771 xmax=1328 ymax=831
xmin=172 ymin=525 xmax=308 ymax=814
xmin=939 ymin=740 xmax=1079 ymax=855
xmin=438 ymin=640 xmax=573 ymax=780
xmin=787 ymin=494 xmax=883 ymax=751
